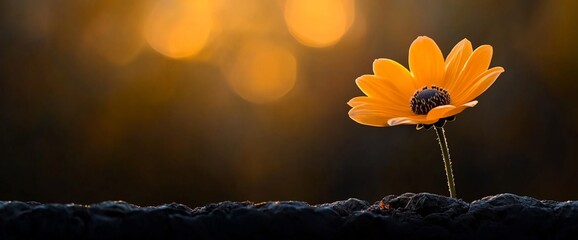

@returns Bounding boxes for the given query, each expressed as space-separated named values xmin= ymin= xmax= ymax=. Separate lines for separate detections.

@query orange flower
xmin=348 ymin=36 xmax=504 ymax=128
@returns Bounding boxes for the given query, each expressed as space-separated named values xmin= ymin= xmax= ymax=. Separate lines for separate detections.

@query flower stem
xmin=434 ymin=126 xmax=456 ymax=198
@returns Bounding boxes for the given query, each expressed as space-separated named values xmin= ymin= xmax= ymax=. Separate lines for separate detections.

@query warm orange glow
xmin=227 ymin=42 xmax=297 ymax=104
xmin=144 ymin=0 xmax=214 ymax=59
xmin=284 ymin=0 xmax=355 ymax=48
xmin=83 ymin=3 xmax=149 ymax=65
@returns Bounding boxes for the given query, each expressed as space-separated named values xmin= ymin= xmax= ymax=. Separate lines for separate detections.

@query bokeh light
xmin=226 ymin=41 xmax=297 ymax=104
xmin=144 ymin=0 xmax=214 ymax=59
xmin=284 ymin=0 xmax=355 ymax=48
xmin=83 ymin=2 xmax=150 ymax=65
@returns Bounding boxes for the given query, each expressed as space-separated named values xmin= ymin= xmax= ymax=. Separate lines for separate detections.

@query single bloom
xmin=348 ymin=36 xmax=504 ymax=128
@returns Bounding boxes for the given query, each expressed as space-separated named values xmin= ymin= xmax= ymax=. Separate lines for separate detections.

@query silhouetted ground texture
xmin=1 ymin=193 xmax=577 ymax=240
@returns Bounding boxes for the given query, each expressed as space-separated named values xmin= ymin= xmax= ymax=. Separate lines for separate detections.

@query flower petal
xmin=373 ymin=58 xmax=417 ymax=95
xmin=347 ymin=96 xmax=411 ymax=115
xmin=444 ymin=101 xmax=478 ymax=116
xmin=409 ymin=36 xmax=445 ymax=87
xmin=447 ymin=45 xmax=493 ymax=95
xmin=426 ymin=105 xmax=456 ymax=121
xmin=387 ymin=115 xmax=437 ymax=126
xmin=426 ymin=101 xmax=478 ymax=121
xmin=461 ymin=100 xmax=478 ymax=107
xmin=347 ymin=96 xmax=375 ymax=107
xmin=444 ymin=38 xmax=473 ymax=88
xmin=355 ymin=75 xmax=410 ymax=108
xmin=455 ymin=67 xmax=505 ymax=103
xmin=349 ymin=107 xmax=398 ymax=127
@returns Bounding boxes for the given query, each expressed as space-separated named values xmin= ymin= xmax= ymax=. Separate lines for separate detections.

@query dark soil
xmin=1 ymin=193 xmax=577 ymax=239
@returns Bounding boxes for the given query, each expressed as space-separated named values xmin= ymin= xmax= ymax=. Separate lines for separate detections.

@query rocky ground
xmin=1 ymin=193 xmax=577 ymax=239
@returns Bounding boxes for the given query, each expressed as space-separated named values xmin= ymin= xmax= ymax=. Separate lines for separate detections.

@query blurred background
xmin=1 ymin=0 xmax=578 ymax=207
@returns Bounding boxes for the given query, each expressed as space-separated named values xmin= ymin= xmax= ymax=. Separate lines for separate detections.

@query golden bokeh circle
xmin=144 ymin=0 xmax=214 ymax=59
xmin=227 ymin=42 xmax=297 ymax=104
xmin=284 ymin=0 xmax=355 ymax=48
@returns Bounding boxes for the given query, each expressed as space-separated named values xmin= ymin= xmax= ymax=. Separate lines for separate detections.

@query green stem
xmin=434 ymin=126 xmax=456 ymax=198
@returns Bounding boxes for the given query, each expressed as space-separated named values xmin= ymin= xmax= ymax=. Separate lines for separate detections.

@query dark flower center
xmin=410 ymin=86 xmax=451 ymax=115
